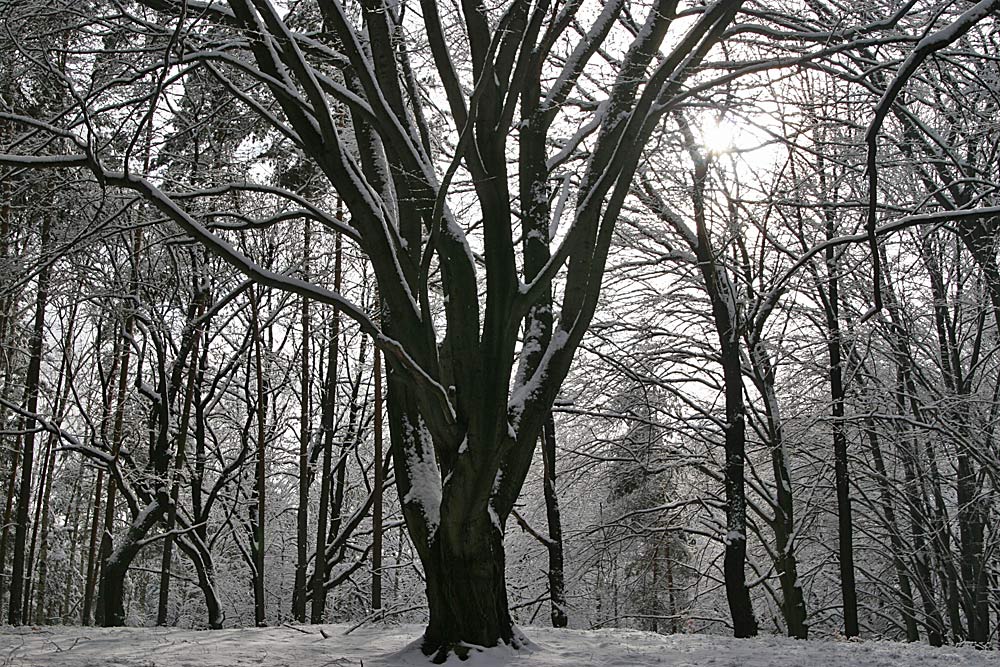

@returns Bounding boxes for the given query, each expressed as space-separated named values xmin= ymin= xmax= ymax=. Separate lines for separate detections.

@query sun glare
xmin=702 ymin=115 xmax=739 ymax=155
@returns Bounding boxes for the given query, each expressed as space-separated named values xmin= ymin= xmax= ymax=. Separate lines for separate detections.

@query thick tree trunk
xmin=421 ymin=517 xmax=515 ymax=662
xmin=98 ymin=498 xmax=168 ymax=626
xmin=720 ymin=346 xmax=758 ymax=639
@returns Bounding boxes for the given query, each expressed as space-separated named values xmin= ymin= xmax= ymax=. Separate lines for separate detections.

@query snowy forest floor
xmin=0 ymin=624 xmax=996 ymax=667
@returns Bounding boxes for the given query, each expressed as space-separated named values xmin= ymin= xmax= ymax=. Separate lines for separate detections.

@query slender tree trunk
xmin=157 ymin=299 xmax=203 ymax=625
xmin=824 ymin=232 xmax=859 ymax=638
xmin=250 ymin=287 xmax=267 ymax=627
xmin=96 ymin=229 xmax=143 ymax=626
xmin=33 ymin=305 xmax=77 ymax=624
xmin=747 ymin=340 xmax=807 ymax=639
xmin=863 ymin=419 xmax=920 ymax=641
xmin=23 ymin=301 xmax=75 ymax=624
xmin=0 ymin=428 xmax=21 ymax=622
xmin=292 ymin=220 xmax=311 ymax=622
xmin=689 ymin=160 xmax=757 ymax=638
xmin=371 ymin=342 xmax=383 ymax=613
xmin=57 ymin=460 xmax=84 ymax=623
xmin=28 ymin=436 xmax=55 ymax=623
xmin=310 ymin=233 xmax=344 ymax=623
xmin=540 ymin=412 xmax=568 ymax=628
xmin=8 ymin=213 xmax=52 ymax=625
xmin=81 ymin=470 xmax=103 ymax=625
xmin=880 ymin=249 xmax=946 ymax=646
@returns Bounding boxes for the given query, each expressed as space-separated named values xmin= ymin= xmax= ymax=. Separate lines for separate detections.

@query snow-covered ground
xmin=1 ymin=623 xmax=994 ymax=666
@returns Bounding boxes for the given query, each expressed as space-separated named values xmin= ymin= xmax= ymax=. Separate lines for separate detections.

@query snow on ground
xmin=0 ymin=623 xmax=994 ymax=667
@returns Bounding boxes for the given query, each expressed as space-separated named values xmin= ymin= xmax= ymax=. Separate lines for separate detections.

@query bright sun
xmin=701 ymin=115 xmax=739 ymax=155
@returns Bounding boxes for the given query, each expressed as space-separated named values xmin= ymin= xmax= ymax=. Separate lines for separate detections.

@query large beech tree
xmin=0 ymin=0 xmax=748 ymax=657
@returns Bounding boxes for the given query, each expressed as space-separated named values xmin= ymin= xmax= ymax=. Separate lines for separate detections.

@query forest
xmin=0 ymin=0 xmax=998 ymax=663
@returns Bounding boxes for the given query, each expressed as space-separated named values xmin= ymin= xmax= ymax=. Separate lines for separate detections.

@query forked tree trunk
xmin=173 ymin=524 xmax=224 ymax=629
xmin=97 ymin=229 xmax=143 ymax=626
xmin=99 ymin=498 xmax=168 ymax=626
xmin=747 ymin=340 xmax=807 ymax=639
xmin=157 ymin=308 xmax=202 ymax=626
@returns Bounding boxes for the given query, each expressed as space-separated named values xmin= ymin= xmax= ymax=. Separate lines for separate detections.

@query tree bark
xmin=157 ymin=295 xmax=203 ymax=625
xmin=81 ymin=470 xmax=103 ymax=625
xmin=309 ymin=232 xmax=342 ymax=623
xmin=421 ymin=511 xmax=514 ymax=661
xmin=371 ymin=342 xmax=384 ymax=613
xmin=250 ymin=287 xmax=267 ymax=627
xmin=824 ymin=225 xmax=859 ymax=638
xmin=8 ymin=212 xmax=51 ymax=625
xmin=292 ymin=219 xmax=311 ymax=622
xmin=540 ymin=413 xmax=568 ymax=628
xmin=96 ymin=229 xmax=143 ymax=626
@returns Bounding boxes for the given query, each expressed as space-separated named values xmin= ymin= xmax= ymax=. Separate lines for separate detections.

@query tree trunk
xmin=540 ymin=412 xmax=568 ymax=628
xmin=0 ymin=428 xmax=22 ymax=623
xmin=863 ymin=420 xmax=920 ymax=641
xmin=99 ymin=498 xmax=168 ymax=626
xmin=879 ymin=248 xmax=947 ymax=646
xmin=157 ymin=306 xmax=202 ymax=625
xmin=371 ymin=343 xmax=383 ymax=613
xmin=58 ymin=460 xmax=84 ymax=623
xmin=748 ymin=339 xmax=807 ymax=639
xmin=250 ymin=287 xmax=267 ymax=627
xmin=97 ymin=228 xmax=143 ymax=626
xmin=292 ymin=219 xmax=311 ymax=622
xmin=8 ymin=212 xmax=51 ymax=625
xmin=421 ymin=515 xmax=514 ymax=662
xmin=172 ymin=525 xmax=224 ymax=629
xmin=26 ymin=301 xmax=76 ymax=624
xmin=824 ymin=234 xmax=859 ymax=638
xmin=309 ymin=232 xmax=341 ymax=623
xmin=81 ymin=470 xmax=103 ymax=625
xmin=690 ymin=159 xmax=757 ymax=638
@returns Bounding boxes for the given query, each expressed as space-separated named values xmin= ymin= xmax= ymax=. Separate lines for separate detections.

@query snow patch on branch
xmin=509 ymin=327 xmax=570 ymax=433
xmin=400 ymin=416 xmax=441 ymax=543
